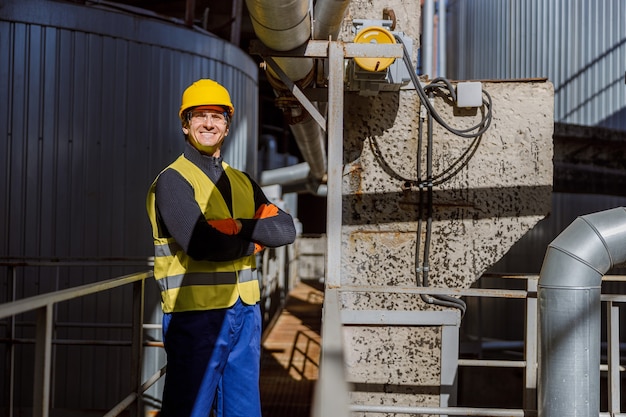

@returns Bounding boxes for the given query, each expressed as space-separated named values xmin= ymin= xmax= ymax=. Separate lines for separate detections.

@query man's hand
xmin=254 ymin=203 xmax=279 ymax=219
xmin=254 ymin=243 xmax=265 ymax=254
xmin=207 ymin=218 xmax=242 ymax=235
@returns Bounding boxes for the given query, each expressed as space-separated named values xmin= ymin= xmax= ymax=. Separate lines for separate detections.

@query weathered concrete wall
xmin=342 ymin=82 xmax=554 ymax=291
xmin=339 ymin=82 xmax=553 ymax=412
xmin=333 ymin=1 xmax=554 ymax=414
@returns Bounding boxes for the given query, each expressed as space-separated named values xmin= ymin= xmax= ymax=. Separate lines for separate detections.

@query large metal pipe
xmin=538 ymin=207 xmax=626 ymax=417
xmin=245 ymin=0 xmax=326 ymax=187
xmin=247 ymin=0 xmax=350 ymax=191
xmin=313 ymin=0 xmax=351 ymax=40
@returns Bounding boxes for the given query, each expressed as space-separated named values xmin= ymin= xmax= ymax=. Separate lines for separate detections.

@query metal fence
xmin=0 ymin=246 xmax=293 ymax=417
xmin=3 ymin=266 xmax=625 ymax=416
xmin=313 ymin=274 xmax=626 ymax=417
xmin=0 ymin=259 xmax=154 ymax=417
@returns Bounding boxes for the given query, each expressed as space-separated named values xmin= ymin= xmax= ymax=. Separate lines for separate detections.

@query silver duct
xmin=247 ymin=0 xmax=350 ymax=190
xmin=538 ymin=207 xmax=626 ymax=417
xmin=313 ymin=0 xmax=351 ymax=40
xmin=245 ymin=0 xmax=323 ymax=185
xmin=260 ymin=162 xmax=327 ymax=196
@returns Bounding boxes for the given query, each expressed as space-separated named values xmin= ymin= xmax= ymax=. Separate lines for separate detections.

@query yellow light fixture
xmin=353 ymin=26 xmax=397 ymax=72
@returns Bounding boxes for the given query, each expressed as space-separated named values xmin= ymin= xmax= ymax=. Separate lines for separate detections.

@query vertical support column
xmin=436 ymin=0 xmax=446 ymax=77
xmin=230 ymin=0 xmax=243 ymax=45
xmin=312 ymin=289 xmax=351 ymax=417
xmin=524 ymin=277 xmax=538 ymax=411
xmin=439 ymin=317 xmax=460 ymax=415
xmin=33 ymin=304 xmax=53 ymax=417
xmin=422 ymin=0 xmax=434 ymax=77
xmin=130 ymin=279 xmax=145 ymax=417
xmin=607 ymin=301 xmax=620 ymax=414
xmin=7 ymin=266 xmax=16 ymax=417
xmin=325 ymin=41 xmax=344 ymax=288
xmin=184 ymin=0 xmax=196 ymax=27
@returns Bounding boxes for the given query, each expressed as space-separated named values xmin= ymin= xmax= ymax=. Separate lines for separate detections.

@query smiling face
xmin=182 ymin=105 xmax=230 ymax=157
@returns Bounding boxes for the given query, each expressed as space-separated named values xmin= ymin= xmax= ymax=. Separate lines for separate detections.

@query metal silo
xmin=446 ymin=0 xmax=626 ymax=132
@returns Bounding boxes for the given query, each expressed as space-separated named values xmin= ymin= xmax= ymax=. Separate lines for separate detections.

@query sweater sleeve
xmin=154 ymin=169 xmax=255 ymax=261
xmin=237 ymin=179 xmax=297 ymax=248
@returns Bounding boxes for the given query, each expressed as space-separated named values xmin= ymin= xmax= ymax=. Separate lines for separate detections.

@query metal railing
xmin=0 ymin=246 xmax=293 ymax=417
xmin=313 ymin=274 xmax=626 ymax=417
xmin=3 ymin=263 xmax=624 ymax=416
xmin=0 ymin=259 xmax=156 ymax=417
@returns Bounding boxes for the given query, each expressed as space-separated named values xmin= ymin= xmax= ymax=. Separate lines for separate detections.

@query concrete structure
xmin=322 ymin=1 xmax=555 ymax=412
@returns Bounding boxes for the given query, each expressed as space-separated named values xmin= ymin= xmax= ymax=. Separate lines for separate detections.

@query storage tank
xmin=0 ymin=0 xmax=258 ymax=412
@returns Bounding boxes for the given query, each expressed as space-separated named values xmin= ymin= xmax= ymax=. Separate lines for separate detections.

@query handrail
xmin=0 ymin=271 xmax=151 ymax=320
xmin=313 ymin=274 xmax=626 ymax=417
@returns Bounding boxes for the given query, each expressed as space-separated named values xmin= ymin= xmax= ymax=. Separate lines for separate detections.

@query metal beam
xmin=325 ymin=41 xmax=344 ymax=287
xmin=33 ymin=304 xmax=53 ymax=417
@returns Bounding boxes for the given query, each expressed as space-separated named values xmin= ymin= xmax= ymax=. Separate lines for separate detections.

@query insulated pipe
xmin=245 ymin=0 xmax=328 ymax=187
xmin=245 ymin=0 xmax=314 ymax=82
xmin=260 ymin=162 xmax=310 ymax=187
xmin=313 ymin=0 xmax=351 ymax=40
xmin=245 ymin=0 xmax=311 ymax=51
xmin=538 ymin=207 xmax=626 ymax=417
xmin=288 ymin=114 xmax=327 ymax=180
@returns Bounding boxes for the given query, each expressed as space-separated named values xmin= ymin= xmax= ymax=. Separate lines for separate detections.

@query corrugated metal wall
xmin=446 ymin=0 xmax=626 ymax=353
xmin=446 ymin=0 xmax=626 ymax=131
xmin=0 ymin=0 xmax=258 ymax=413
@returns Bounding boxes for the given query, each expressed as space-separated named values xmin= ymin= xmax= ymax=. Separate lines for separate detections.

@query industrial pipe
xmin=538 ymin=207 xmax=626 ymax=417
xmin=245 ymin=0 xmax=327 ymax=186
xmin=313 ymin=0 xmax=351 ymax=40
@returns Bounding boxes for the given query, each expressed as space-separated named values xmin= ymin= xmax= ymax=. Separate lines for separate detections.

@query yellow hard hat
xmin=179 ymin=79 xmax=235 ymax=120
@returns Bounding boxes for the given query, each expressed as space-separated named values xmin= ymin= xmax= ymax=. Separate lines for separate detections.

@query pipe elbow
xmin=539 ymin=207 xmax=626 ymax=289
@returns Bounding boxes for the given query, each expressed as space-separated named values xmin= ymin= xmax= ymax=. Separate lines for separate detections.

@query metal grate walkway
xmin=260 ymin=279 xmax=324 ymax=417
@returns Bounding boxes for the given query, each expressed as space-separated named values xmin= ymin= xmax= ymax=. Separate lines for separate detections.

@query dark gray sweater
xmin=153 ymin=142 xmax=296 ymax=262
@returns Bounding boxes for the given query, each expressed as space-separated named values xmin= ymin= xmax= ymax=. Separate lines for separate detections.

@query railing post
xmin=607 ymin=300 xmax=620 ymax=415
xmin=6 ymin=265 xmax=16 ymax=417
xmin=33 ymin=304 xmax=53 ymax=417
xmin=524 ymin=277 xmax=538 ymax=411
xmin=130 ymin=279 xmax=145 ymax=417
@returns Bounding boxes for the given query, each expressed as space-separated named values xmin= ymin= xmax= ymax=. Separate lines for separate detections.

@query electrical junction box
xmin=347 ymin=19 xmax=413 ymax=96
xmin=456 ymin=81 xmax=483 ymax=107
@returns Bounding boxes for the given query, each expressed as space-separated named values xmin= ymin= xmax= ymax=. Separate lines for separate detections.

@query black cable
xmin=395 ymin=34 xmax=493 ymax=139
xmin=396 ymin=36 xmax=475 ymax=317
xmin=422 ymin=92 xmax=467 ymax=316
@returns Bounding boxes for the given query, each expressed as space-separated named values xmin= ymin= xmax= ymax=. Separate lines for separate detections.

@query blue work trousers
xmin=160 ymin=298 xmax=262 ymax=417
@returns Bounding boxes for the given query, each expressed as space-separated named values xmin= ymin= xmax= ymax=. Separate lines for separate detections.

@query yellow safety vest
xmin=146 ymin=155 xmax=259 ymax=313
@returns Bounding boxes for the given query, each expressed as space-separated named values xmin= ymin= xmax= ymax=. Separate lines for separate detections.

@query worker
xmin=146 ymin=78 xmax=297 ymax=417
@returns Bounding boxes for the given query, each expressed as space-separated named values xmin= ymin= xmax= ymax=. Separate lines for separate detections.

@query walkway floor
xmin=260 ymin=279 xmax=324 ymax=417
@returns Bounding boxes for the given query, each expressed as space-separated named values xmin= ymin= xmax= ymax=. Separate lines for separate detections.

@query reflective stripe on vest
xmin=154 ymin=267 xmax=257 ymax=291
xmin=146 ymin=154 xmax=259 ymax=312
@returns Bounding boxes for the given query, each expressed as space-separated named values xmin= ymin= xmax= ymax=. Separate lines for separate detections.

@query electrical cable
xmin=392 ymin=35 xmax=480 ymax=316
xmin=423 ymin=92 xmax=467 ymax=315
xmin=394 ymin=33 xmax=493 ymax=139
xmin=418 ymin=93 xmax=467 ymax=316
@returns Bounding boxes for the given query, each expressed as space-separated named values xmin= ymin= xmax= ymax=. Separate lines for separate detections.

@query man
xmin=146 ymin=79 xmax=296 ymax=417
